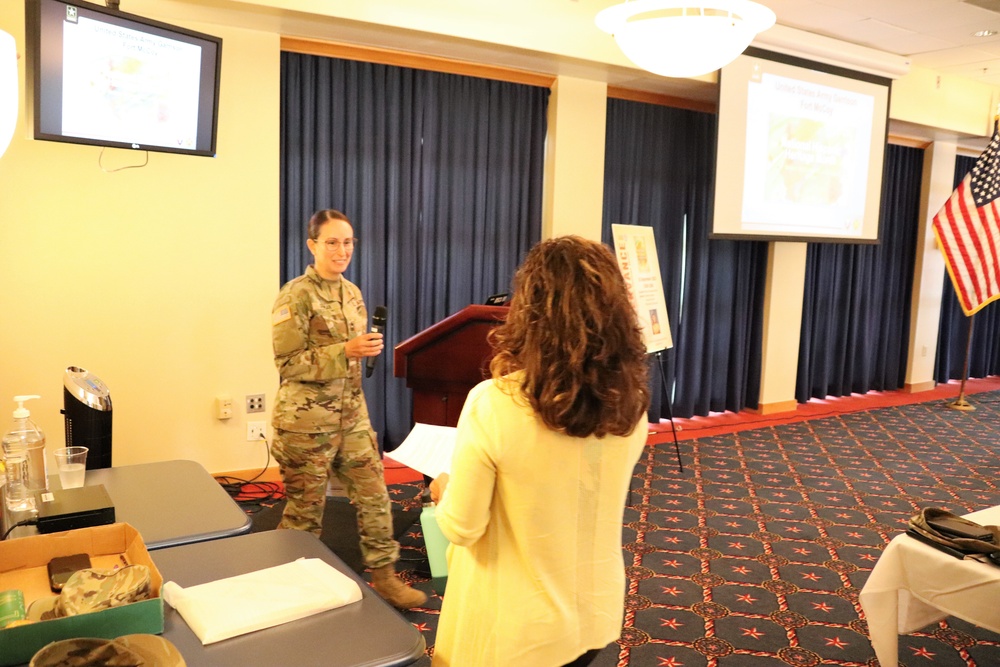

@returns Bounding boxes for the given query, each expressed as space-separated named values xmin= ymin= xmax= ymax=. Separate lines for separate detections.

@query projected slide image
xmin=61 ymin=16 xmax=202 ymax=149
xmin=741 ymin=73 xmax=872 ymax=235
xmin=712 ymin=51 xmax=891 ymax=243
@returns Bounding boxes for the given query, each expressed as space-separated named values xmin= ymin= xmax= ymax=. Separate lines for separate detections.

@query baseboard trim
xmin=903 ymin=380 xmax=937 ymax=393
xmin=750 ymin=399 xmax=799 ymax=416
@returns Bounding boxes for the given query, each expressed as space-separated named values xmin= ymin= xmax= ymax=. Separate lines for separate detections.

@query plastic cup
xmin=53 ymin=446 xmax=88 ymax=489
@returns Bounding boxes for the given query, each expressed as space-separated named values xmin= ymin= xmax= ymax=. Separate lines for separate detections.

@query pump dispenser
xmin=2 ymin=395 xmax=48 ymax=512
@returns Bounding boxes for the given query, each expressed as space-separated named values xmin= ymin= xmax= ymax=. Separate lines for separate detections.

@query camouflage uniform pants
xmin=271 ymin=427 xmax=399 ymax=569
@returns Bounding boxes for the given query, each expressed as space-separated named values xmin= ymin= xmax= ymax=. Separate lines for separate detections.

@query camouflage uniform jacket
xmin=271 ymin=265 xmax=371 ymax=434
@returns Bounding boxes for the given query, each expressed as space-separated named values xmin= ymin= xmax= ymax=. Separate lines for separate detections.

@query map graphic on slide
xmin=62 ymin=16 xmax=203 ymax=149
xmin=741 ymin=72 xmax=874 ymax=235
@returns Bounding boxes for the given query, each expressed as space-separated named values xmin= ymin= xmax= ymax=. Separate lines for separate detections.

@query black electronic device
xmin=25 ymin=0 xmax=223 ymax=157
xmin=484 ymin=293 xmax=509 ymax=306
xmin=35 ymin=484 xmax=115 ymax=534
xmin=47 ymin=553 xmax=92 ymax=592
xmin=927 ymin=515 xmax=994 ymax=542
xmin=366 ymin=306 xmax=388 ymax=378
xmin=61 ymin=366 xmax=113 ymax=470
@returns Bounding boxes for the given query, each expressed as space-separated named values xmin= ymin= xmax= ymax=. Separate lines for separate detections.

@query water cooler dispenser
xmin=61 ymin=366 xmax=113 ymax=470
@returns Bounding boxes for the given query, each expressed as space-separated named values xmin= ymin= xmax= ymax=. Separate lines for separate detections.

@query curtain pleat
xmin=280 ymin=53 xmax=547 ymax=450
xmin=934 ymin=153 xmax=1000 ymax=381
xmin=795 ymin=144 xmax=924 ymax=402
xmin=602 ymin=98 xmax=768 ymax=419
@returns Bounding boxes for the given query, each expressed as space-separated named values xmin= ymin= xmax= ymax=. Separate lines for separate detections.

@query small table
xmin=151 ymin=529 xmax=426 ymax=666
xmin=859 ymin=506 xmax=1000 ymax=667
xmin=2 ymin=460 xmax=252 ymax=549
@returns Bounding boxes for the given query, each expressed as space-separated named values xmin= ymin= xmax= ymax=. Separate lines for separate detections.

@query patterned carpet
xmin=384 ymin=392 xmax=1000 ymax=666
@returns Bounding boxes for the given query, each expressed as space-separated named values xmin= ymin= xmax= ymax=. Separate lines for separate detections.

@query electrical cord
xmin=214 ymin=433 xmax=284 ymax=515
xmin=2 ymin=518 xmax=38 ymax=540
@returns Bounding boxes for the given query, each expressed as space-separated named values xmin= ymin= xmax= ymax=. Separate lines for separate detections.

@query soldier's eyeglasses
xmin=320 ymin=237 xmax=358 ymax=251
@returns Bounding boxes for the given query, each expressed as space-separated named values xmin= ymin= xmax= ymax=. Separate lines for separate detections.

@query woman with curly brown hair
xmin=429 ymin=236 xmax=651 ymax=667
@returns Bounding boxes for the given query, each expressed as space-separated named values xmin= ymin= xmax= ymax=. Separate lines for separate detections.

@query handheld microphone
xmin=366 ymin=305 xmax=387 ymax=378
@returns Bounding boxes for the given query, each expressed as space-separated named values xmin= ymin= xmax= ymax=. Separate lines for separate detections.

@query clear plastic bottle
xmin=2 ymin=395 xmax=48 ymax=512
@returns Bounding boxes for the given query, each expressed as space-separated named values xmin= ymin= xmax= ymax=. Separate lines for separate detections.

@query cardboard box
xmin=0 ymin=523 xmax=163 ymax=666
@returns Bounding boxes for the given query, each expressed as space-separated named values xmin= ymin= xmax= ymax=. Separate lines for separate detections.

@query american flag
xmin=932 ymin=122 xmax=1000 ymax=316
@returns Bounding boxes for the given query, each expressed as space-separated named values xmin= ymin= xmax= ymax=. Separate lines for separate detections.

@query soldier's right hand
xmin=345 ymin=332 xmax=384 ymax=359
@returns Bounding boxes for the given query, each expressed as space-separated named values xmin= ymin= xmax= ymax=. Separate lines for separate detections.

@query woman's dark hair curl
xmin=489 ymin=236 xmax=650 ymax=438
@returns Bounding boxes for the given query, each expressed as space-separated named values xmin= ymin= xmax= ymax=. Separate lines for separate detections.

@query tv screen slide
xmin=28 ymin=0 xmax=222 ymax=157
xmin=712 ymin=48 xmax=890 ymax=243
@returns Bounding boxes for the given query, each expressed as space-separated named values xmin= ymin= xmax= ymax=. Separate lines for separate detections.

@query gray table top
xmin=3 ymin=459 xmax=251 ymax=548
xmin=151 ymin=529 xmax=426 ymax=667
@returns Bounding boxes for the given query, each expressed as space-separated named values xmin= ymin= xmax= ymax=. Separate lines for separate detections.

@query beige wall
xmin=543 ymin=76 xmax=607 ymax=241
xmin=0 ymin=3 xmax=279 ymax=474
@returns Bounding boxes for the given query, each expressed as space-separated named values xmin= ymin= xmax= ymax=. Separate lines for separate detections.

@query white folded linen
xmin=162 ymin=557 xmax=364 ymax=644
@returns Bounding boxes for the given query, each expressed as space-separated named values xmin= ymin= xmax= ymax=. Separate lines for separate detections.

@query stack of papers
xmin=385 ymin=423 xmax=457 ymax=478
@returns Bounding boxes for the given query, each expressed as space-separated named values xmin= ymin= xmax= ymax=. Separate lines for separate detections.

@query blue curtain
xmin=795 ymin=144 xmax=924 ymax=402
xmin=602 ymin=98 xmax=768 ymax=419
xmin=934 ymin=154 xmax=1000 ymax=381
xmin=280 ymin=53 xmax=548 ymax=450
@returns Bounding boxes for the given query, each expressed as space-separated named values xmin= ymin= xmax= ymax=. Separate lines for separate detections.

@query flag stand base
xmin=947 ymin=397 xmax=976 ymax=411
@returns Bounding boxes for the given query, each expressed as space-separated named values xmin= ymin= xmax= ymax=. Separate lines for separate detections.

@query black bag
xmin=906 ymin=507 xmax=1000 ymax=561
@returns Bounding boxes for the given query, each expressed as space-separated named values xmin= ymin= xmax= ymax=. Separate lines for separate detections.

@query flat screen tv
xmin=711 ymin=48 xmax=891 ymax=243
xmin=25 ymin=0 xmax=222 ymax=157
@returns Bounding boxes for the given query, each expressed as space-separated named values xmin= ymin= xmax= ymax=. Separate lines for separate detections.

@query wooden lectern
xmin=393 ymin=305 xmax=508 ymax=427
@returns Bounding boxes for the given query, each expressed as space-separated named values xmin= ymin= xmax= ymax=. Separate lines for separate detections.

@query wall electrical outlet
xmin=246 ymin=394 xmax=266 ymax=413
xmin=247 ymin=421 xmax=267 ymax=441
xmin=215 ymin=395 xmax=233 ymax=420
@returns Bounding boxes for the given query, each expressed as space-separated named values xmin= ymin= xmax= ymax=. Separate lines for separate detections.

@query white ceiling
xmin=127 ymin=0 xmax=1000 ymax=146
xmin=765 ymin=0 xmax=1000 ymax=85
xmin=140 ymin=1 xmax=1000 ymax=87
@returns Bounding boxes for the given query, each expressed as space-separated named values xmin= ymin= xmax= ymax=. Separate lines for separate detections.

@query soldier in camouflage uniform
xmin=270 ymin=209 xmax=426 ymax=610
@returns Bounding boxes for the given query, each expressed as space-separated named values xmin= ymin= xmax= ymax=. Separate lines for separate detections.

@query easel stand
xmin=947 ymin=314 xmax=976 ymax=412
xmin=654 ymin=351 xmax=684 ymax=473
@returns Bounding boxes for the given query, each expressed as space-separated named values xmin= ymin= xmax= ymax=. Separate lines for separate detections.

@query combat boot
xmin=371 ymin=563 xmax=427 ymax=610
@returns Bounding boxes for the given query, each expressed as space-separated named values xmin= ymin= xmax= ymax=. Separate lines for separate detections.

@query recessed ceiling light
xmin=973 ymin=29 xmax=998 ymax=38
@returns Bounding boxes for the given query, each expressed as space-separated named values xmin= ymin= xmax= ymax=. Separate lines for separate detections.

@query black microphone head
xmin=372 ymin=306 xmax=388 ymax=327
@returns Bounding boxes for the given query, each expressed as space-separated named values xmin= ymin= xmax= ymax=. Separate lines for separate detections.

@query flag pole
xmin=947 ymin=314 xmax=976 ymax=411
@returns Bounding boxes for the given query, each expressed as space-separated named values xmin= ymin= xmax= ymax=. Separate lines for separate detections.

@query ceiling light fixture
xmin=595 ymin=0 xmax=776 ymax=78
xmin=973 ymin=29 xmax=998 ymax=38
xmin=0 ymin=29 xmax=16 ymax=158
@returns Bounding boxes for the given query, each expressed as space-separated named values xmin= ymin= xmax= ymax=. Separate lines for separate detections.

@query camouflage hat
xmin=114 ymin=635 xmax=186 ymax=666
xmin=25 ymin=594 xmax=59 ymax=622
xmin=52 ymin=565 xmax=152 ymax=618
xmin=29 ymin=634 xmax=185 ymax=667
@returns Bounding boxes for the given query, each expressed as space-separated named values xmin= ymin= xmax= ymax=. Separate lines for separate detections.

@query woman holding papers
xmin=429 ymin=236 xmax=650 ymax=666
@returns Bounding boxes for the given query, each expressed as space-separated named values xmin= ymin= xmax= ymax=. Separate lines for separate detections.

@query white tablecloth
xmin=858 ymin=506 xmax=1000 ymax=666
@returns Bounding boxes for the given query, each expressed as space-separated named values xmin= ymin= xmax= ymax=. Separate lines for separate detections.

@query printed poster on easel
xmin=611 ymin=224 xmax=672 ymax=353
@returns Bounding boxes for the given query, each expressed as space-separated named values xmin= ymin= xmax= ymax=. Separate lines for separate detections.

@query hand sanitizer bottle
xmin=2 ymin=395 xmax=48 ymax=512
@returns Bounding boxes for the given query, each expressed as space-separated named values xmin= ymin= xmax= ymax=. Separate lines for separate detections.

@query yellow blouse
xmin=432 ymin=377 xmax=647 ymax=666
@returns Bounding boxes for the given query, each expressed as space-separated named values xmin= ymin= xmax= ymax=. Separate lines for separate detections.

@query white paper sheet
xmin=384 ymin=422 xmax=457 ymax=478
xmin=161 ymin=558 xmax=363 ymax=644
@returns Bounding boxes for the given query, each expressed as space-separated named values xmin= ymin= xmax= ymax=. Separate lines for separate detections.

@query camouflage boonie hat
xmin=26 ymin=566 xmax=152 ymax=621
xmin=56 ymin=565 xmax=152 ymax=617
xmin=29 ymin=634 xmax=186 ymax=667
